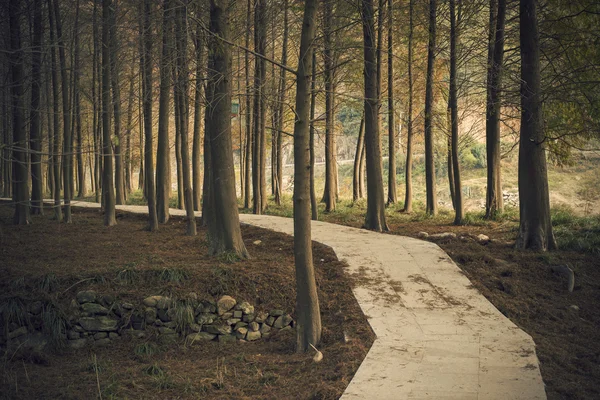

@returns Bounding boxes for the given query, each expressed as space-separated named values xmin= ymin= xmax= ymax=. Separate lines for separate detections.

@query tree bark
xmin=174 ymin=0 xmax=197 ymax=236
xmin=124 ymin=76 xmax=135 ymax=197
xmin=102 ymin=0 xmax=116 ymax=226
xmin=309 ymin=49 xmax=318 ymax=221
xmin=243 ymin=0 xmax=252 ymax=209
xmin=273 ymin=0 xmax=289 ymax=206
xmin=515 ymin=0 xmax=557 ymax=251
xmin=205 ymin=0 xmax=249 ymax=258
xmin=92 ymin=0 xmax=101 ymax=203
xmin=424 ymin=0 xmax=438 ymax=216
xmin=293 ymin=0 xmax=321 ymax=353
xmin=449 ymin=0 xmax=463 ymax=225
xmin=9 ymin=0 xmax=30 ymax=224
xmin=252 ymin=0 xmax=267 ymax=214
xmin=156 ymin=0 xmax=173 ymax=223
xmin=403 ymin=0 xmax=414 ymax=213
xmin=485 ymin=0 xmax=506 ymax=219
xmin=321 ymin=0 xmax=338 ymax=212
xmin=362 ymin=0 xmax=388 ymax=232
xmin=142 ymin=0 xmax=158 ymax=231
xmin=47 ymin=0 xmax=62 ymax=220
xmin=387 ymin=0 xmax=397 ymax=205
xmin=192 ymin=19 xmax=204 ymax=212
xmin=52 ymin=0 xmax=73 ymax=222
xmin=30 ymin=0 xmax=44 ymax=215
xmin=353 ymin=116 xmax=365 ymax=202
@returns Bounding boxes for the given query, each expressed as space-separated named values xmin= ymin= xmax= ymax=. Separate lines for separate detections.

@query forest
xmin=1 ymin=0 xmax=600 ymax=398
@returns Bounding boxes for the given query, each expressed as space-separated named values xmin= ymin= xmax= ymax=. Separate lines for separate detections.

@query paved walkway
xmin=6 ymin=200 xmax=547 ymax=399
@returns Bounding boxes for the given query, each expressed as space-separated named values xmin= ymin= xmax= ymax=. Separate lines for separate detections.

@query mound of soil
xmin=0 ymin=205 xmax=374 ymax=399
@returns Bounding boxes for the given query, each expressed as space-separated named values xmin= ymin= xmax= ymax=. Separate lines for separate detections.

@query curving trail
xmin=23 ymin=200 xmax=548 ymax=399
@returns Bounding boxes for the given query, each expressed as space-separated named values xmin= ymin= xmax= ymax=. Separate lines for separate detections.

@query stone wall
xmin=1 ymin=291 xmax=295 ymax=352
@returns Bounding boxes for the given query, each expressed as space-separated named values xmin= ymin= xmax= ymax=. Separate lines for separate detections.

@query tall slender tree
xmin=8 ymin=0 xmax=30 ymax=224
xmin=52 ymin=0 xmax=73 ymax=222
xmin=252 ymin=0 xmax=267 ymax=214
xmin=102 ymin=0 xmax=116 ymax=226
xmin=205 ymin=0 xmax=249 ymax=258
xmin=174 ymin=0 xmax=197 ymax=236
xmin=386 ymin=0 xmax=397 ymax=205
xmin=403 ymin=0 xmax=414 ymax=213
xmin=156 ymin=0 xmax=173 ymax=223
xmin=449 ymin=0 xmax=463 ymax=225
xmin=30 ymin=0 xmax=44 ymax=215
xmin=47 ymin=0 xmax=62 ymax=220
xmin=321 ymin=0 xmax=338 ymax=212
xmin=362 ymin=0 xmax=388 ymax=232
xmin=192 ymin=16 xmax=204 ymax=212
xmin=142 ymin=0 xmax=158 ymax=231
xmin=293 ymin=0 xmax=321 ymax=353
xmin=515 ymin=0 xmax=556 ymax=251
xmin=424 ymin=0 xmax=438 ymax=216
xmin=485 ymin=0 xmax=506 ymax=219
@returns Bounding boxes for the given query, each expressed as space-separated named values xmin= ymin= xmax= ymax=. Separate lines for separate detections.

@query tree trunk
xmin=109 ymin=1 xmax=124 ymax=206
xmin=447 ymin=132 xmax=456 ymax=208
xmin=47 ymin=0 xmax=62 ymax=220
xmin=142 ymin=0 xmax=158 ymax=231
xmin=192 ymin=19 xmax=204 ymax=212
xmin=52 ymin=0 xmax=73 ymax=222
xmin=252 ymin=0 xmax=267 ymax=214
xmin=515 ymin=0 xmax=556 ymax=251
xmin=243 ymin=0 xmax=252 ymax=209
xmin=485 ymin=0 xmax=506 ymax=219
xmin=424 ymin=0 xmax=437 ymax=216
xmin=92 ymin=0 xmax=101 ymax=203
xmin=293 ymin=0 xmax=321 ymax=353
xmin=102 ymin=0 xmax=116 ymax=226
xmin=309 ymin=49 xmax=318 ymax=221
xmin=174 ymin=96 xmax=184 ymax=210
xmin=74 ymin=2 xmax=85 ymax=199
xmin=403 ymin=0 xmax=414 ymax=213
xmin=156 ymin=0 xmax=172 ymax=223
xmin=205 ymin=0 xmax=249 ymax=258
xmin=45 ymin=66 xmax=55 ymax=198
xmin=174 ymin=0 xmax=196 ymax=236
xmin=387 ymin=0 xmax=397 ymax=205
xmin=362 ymin=0 xmax=388 ymax=232
xmin=321 ymin=0 xmax=337 ymax=212
xmin=124 ymin=76 xmax=135 ymax=197
xmin=353 ymin=116 xmax=365 ymax=202
xmin=30 ymin=0 xmax=43 ymax=215
xmin=8 ymin=0 xmax=30 ymax=224
xmin=274 ymin=0 xmax=289 ymax=206
xmin=449 ymin=0 xmax=463 ymax=225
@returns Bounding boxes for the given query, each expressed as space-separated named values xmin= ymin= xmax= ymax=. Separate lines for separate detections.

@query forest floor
xmin=0 ymin=205 xmax=374 ymax=399
xmin=254 ymin=199 xmax=600 ymax=400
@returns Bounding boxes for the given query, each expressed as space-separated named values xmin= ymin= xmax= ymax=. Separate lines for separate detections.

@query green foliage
xmin=156 ymin=268 xmax=188 ymax=283
xmin=144 ymin=363 xmax=165 ymax=377
xmin=218 ymin=250 xmax=242 ymax=264
xmin=38 ymin=273 xmax=58 ymax=293
xmin=115 ymin=267 xmax=139 ymax=285
xmin=41 ymin=303 xmax=67 ymax=348
xmin=172 ymin=300 xmax=195 ymax=332
xmin=134 ymin=343 xmax=159 ymax=358
xmin=551 ymin=206 xmax=600 ymax=254
xmin=0 ymin=297 xmax=29 ymax=327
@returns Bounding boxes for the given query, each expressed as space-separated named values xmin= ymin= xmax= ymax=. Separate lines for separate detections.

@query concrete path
xmin=5 ymin=200 xmax=547 ymax=399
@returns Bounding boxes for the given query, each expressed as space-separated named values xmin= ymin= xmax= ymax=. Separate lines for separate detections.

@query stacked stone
xmin=186 ymin=295 xmax=294 ymax=344
xmin=2 ymin=292 xmax=294 ymax=352
xmin=67 ymin=290 xmax=121 ymax=348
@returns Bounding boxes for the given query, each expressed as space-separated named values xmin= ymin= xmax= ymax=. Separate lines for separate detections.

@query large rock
xmin=429 ymin=232 xmax=457 ymax=240
xmin=246 ymin=331 xmax=261 ymax=341
xmin=81 ymin=303 xmax=109 ymax=315
xmin=269 ymin=309 xmax=284 ymax=317
xmin=217 ymin=296 xmax=236 ymax=316
xmin=76 ymin=290 xmax=98 ymax=304
xmin=254 ymin=312 xmax=268 ymax=324
xmin=79 ymin=316 xmax=118 ymax=332
xmin=196 ymin=313 xmax=217 ymax=325
xmin=205 ymin=323 xmax=232 ymax=335
xmin=187 ymin=332 xmax=216 ymax=343
xmin=236 ymin=301 xmax=254 ymax=315
xmin=68 ymin=338 xmax=88 ymax=349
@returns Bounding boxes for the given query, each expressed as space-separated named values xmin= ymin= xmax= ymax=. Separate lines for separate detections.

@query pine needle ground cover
xmin=0 ymin=206 xmax=374 ymax=399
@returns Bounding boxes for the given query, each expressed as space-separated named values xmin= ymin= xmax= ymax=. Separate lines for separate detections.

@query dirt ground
xmin=0 ymin=205 xmax=374 ymax=400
